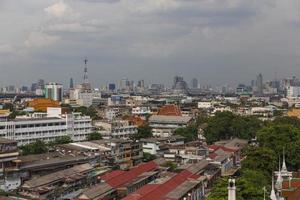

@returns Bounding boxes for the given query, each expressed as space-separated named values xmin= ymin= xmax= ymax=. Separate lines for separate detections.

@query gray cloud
xmin=0 ymin=0 xmax=299 ymax=88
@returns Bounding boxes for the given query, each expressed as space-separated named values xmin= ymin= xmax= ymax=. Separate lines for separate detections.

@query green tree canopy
xmin=21 ymin=140 xmax=48 ymax=155
xmin=204 ymin=112 xmax=262 ymax=143
xmin=241 ymin=147 xmax=277 ymax=178
xmin=174 ymin=124 xmax=198 ymax=142
xmin=131 ymin=125 xmax=152 ymax=140
xmin=257 ymin=124 xmax=300 ymax=170
xmin=87 ymin=132 xmax=102 ymax=141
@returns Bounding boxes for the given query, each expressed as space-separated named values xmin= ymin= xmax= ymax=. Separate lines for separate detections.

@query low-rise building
xmin=20 ymin=163 xmax=100 ymax=200
xmin=141 ymin=136 xmax=185 ymax=155
xmin=94 ymin=120 xmax=137 ymax=139
xmin=149 ymin=115 xmax=192 ymax=137
xmin=0 ymin=108 xmax=93 ymax=146
xmin=92 ymin=139 xmax=143 ymax=169
xmin=77 ymin=160 xmax=164 ymax=200
xmin=0 ymin=138 xmax=19 ymax=191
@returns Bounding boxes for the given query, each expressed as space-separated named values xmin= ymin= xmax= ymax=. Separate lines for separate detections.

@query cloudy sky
xmin=1 ymin=0 xmax=300 ymax=87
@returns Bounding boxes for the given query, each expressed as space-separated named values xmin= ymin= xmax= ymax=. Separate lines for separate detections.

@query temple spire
xmin=276 ymin=156 xmax=283 ymax=190
xmin=281 ymin=149 xmax=287 ymax=173
xmin=270 ymin=175 xmax=277 ymax=200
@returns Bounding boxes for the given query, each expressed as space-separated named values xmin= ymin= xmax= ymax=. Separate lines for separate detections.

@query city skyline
xmin=1 ymin=0 xmax=300 ymax=86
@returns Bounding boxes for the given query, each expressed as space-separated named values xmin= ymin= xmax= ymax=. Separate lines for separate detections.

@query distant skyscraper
xmin=137 ymin=80 xmax=145 ymax=88
xmin=45 ymin=82 xmax=63 ymax=102
xmin=108 ymin=83 xmax=116 ymax=91
xmin=31 ymin=83 xmax=38 ymax=92
xmin=70 ymin=78 xmax=74 ymax=89
xmin=37 ymin=79 xmax=45 ymax=89
xmin=191 ymin=78 xmax=198 ymax=89
xmin=256 ymin=73 xmax=263 ymax=95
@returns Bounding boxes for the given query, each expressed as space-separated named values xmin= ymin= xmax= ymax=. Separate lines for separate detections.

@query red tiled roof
xmin=209 ymin=144 xmax=237 ymax=153
xmin=158 ymin=105 xmax=182 ymax=116
xmin=123 ymin=184 xmax=160 ymax=200
xmin=102 ymin=161 xmax=158 ymax=188
xmin=124 ymin=170 xmax=198 ymax=200
xmin=208 ymin=152 xmax=218 ymax=159
xmin=101 ymin=170 xmax=125 ymax=182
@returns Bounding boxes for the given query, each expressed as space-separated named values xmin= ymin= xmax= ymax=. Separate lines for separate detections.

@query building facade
xmin=0 ymin=111 xmax=93 ymax=146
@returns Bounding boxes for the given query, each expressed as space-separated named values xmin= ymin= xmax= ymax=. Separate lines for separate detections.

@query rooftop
xmin=149 ymin=115 xmax=192 ymax=124
xmin=157 ymin=104 xmax=182 ymax=116
xmin=101 ymin=161 xmax=158 ymax=188
xmin=22 ymin=163 xmax=93 ymax=189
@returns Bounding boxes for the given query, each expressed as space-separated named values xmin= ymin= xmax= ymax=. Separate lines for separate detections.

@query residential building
xmin=94 ymin=120 xmax=137 ymax=139
xmin=0 ymin=138 xmax=19 ymax=191
xmin=149 ymin=115 xmax=192 ymax=137
xmin=141 ymin=136 xmax=185 ymax=155
xmin=0 ymin=108 xmax=93 ymax=146
xmin=91 ymin=139 xmax=143 ymax=169
xmin=132 ymin=107 xmax=152 ymax=116
xmin=19 ymin=163 xmax=98 ymax=200
xmin=77 ymin=160 xmax=164 ymax=200
xmin=287 ymin=86 xmax=300 ymax=98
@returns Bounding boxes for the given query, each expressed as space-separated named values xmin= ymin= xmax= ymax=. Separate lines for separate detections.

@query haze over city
xmin=1 ymin=0 xmax=300 ymax=86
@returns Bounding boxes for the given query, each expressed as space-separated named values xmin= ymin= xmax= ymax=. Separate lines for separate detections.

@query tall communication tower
xmin=82 ymin=58 xmax=91 ymax=91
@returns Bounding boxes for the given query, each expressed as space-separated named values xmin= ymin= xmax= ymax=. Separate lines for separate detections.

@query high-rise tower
xmin=82 ymin=58 xmax=91 ymax=91
xmin=70 ymin=78 xmax=74 ymax=89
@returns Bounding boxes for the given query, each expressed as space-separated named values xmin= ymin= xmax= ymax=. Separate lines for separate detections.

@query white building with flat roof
xmin=0 ymin=109 xmax=93 ymax=146
xmin=149 ymin=115 xmax=192 ymax=137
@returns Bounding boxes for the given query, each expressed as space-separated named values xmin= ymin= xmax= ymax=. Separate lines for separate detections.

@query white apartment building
xmin=132 ymin=107 xmax=152 ymax=116
xmin=287 ymin=86 xmax=300 ymax=98
xmin=198 ymin=102 xmax=213 ymax=109
xmin=0 ymin=108 xmax=93 ymax=146
xmin=94 ymin=120 xmax=137 ymax=139
xmin=149 ymin=115 xmax=192 ymax=137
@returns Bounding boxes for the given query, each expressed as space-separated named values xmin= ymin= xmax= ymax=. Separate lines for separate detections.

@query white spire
xmin=270 ymin=175 xmax=277 ymax=200
xmin=281 ymin=149 xmax=287 ymax=173
xmin=276 ymin=156 xmax=283 ymax=190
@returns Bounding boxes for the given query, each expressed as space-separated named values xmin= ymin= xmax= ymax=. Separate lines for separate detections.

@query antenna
xmin=83 ymin=58 xmax=89 ymax=84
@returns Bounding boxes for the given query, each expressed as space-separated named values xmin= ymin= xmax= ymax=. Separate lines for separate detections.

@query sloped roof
xmin=101 ymin=161 xmax=158 ymax=188
xmin=158 ymin=105 xmax=182 ymax=116
xmin=149 ymin=115 xmax=192 ymax=124
xmin=22 ymin=163 xmax=93 ymax=189
xmin=123 ymin=170 xmax=200 ymax=200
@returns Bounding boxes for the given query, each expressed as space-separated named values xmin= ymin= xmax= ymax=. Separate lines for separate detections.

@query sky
xmin=1 ymin=0 xmax=300 ymax=87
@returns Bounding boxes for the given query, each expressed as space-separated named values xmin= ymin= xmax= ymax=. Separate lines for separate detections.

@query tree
xmin=206 ymin=178 xmax=228 ymax=200
xmin=241 ymin=147 xmax=277 ymax=178
xmin=21 ymin=140 xmax=48 ymax=155
xmin=237 ymin=169 xmax=269 ymax=200
xmin=257 ymin=124 xmax=300 ymax=170
xmin=206 ymin=170 xmax=269 ymax=200
xmin=74 ymin=106 xmax=99 ymax=119
xmin=132 ymin=125 xmax=152 ymax=140
xmin=174 ymin=124 xmax=198 ymax=142
xmin=272 ymin=116 xmax=300 ymax=129
xmin=143 ymin=152 xmax=156 ymax=162
xmin=48 ymin=136 xmax=72 ymax=146
xmin=203 ymin=112 xmax=262 ymax=144
xmin=87 ymin=132 xmax=102 ymax=141
xmin=162 ymin=161 xmax=177 ymax=171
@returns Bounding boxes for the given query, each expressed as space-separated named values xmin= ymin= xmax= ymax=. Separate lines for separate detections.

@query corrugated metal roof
xmin=102 ymin=161 xmax=158 ymax=188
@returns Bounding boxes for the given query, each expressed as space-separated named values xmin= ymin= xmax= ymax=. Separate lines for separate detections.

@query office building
xmin=191 ymin=78 xmax=198 ymax=89
xmin=45 ymin=82 xmax=63 ymax=102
